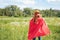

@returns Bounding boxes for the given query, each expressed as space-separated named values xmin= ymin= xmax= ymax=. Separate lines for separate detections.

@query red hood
xmin=28 ymin=18 xmax=50 ymax=40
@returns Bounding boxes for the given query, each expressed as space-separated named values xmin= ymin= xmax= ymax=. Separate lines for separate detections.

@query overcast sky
xmin=0 ymin=0 xmax=60 ymax=10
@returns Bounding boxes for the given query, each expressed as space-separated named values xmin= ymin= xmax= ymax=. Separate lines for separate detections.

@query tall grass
xmin=0 ymin=17 xmax=60 ymax=40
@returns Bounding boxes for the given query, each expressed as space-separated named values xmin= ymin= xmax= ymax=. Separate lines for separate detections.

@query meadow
xmin=0 ymin=16 xmax=60 ymax=40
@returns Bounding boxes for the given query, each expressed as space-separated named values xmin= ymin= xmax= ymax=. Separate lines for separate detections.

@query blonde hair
xmin=33 ymin=9 xmax=40 ymax=23
xmin=34 ymin=9 xmax=40 ymax=13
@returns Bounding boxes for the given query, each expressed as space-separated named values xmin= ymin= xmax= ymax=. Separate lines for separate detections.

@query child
xmin=28 ymin=9 xmax=50 ymax=40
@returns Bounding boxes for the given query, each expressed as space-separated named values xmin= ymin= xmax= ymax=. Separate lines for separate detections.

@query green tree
xmin=5 ymin=5 xmax=23 ymax=17
xmin=23 ymin=8 xmax=33 ymax=17
xmin=0 ymin=8 xmax=5 ymax=16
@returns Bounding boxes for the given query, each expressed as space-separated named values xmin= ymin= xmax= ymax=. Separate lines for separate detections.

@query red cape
xmin=28 ymin=17 xmax=50 ymax=40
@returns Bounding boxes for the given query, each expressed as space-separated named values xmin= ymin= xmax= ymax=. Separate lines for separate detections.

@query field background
xmin=0 ymin=16 xmax=60 ymax=40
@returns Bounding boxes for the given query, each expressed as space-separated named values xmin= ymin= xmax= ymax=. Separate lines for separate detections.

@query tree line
xmin=0 ymin=5 xmax=60 ymax=17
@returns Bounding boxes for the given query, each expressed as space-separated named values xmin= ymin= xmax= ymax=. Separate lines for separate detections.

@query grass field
xmin=0 ymin=16 xmax=60 ymax=40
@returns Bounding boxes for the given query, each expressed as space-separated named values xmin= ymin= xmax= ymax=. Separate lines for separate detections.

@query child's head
xmin=34 ymin=9 xmax=41 ymax=18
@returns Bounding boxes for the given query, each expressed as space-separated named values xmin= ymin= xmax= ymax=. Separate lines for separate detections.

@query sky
xmin=0 ymin=0 xmax=60 ymax=10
